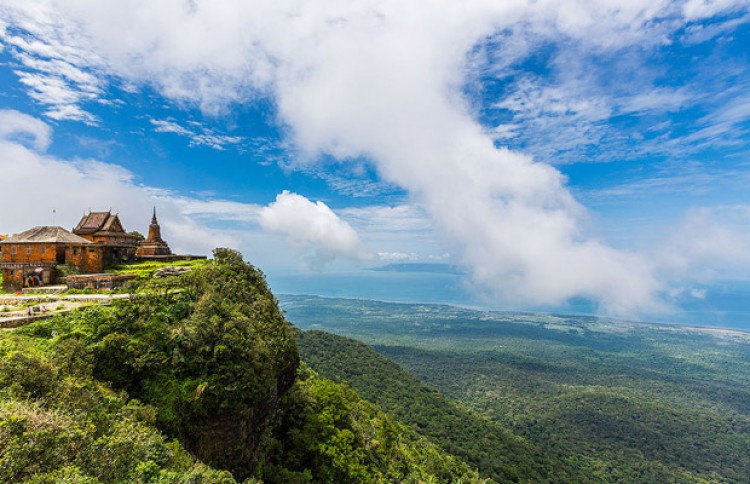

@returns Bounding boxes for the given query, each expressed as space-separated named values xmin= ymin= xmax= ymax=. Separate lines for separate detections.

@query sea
xmin=267 ymin=271 xmax=750 ymax=332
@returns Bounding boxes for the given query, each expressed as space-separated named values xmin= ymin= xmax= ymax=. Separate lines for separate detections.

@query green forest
xmin=0 ymin=251 xmax=483 ymax=483
xmin=284 ymin=295 xmax=750 ymax=483
xmin=3 ymin=253 xmax=750 ymax=482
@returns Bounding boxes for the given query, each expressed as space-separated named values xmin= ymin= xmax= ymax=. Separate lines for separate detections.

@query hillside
xmin=298 ymin=330 xmax=567 ymax=482
xmin=0 ymin=251 xmax=483 ymax=483
xmin=282 ymin=295 xmax=750 ymax=482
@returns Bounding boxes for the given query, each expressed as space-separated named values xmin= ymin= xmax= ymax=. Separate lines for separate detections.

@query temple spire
xmin=137 ymin=206 xmax=172 ymax=258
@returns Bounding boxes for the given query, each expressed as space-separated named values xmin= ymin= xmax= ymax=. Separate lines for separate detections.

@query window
xmin=11 ymin=247 xmax=16 ymax=255
xmin=41 ymin=246 xmax=46 ymax=256
xmin=26 ymin=247 xmax=31 ymax=256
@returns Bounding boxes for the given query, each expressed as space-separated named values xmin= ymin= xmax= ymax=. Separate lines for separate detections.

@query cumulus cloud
xmin=1 ymin=1 xmax=748 ymax=315
xmin=258 ymin=191 xmax=371 ymax=269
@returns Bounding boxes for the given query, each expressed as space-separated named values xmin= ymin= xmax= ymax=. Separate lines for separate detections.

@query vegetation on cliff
xmin=265 ymin=364 xmax=483 ymax=483
xmin=0 ymin=250 xmax=484 ymax=482
xmin=297 ymin=330 xmax=561 ymax=482
xmin=283 ymin=295 xmax=750 ymax=483
xmin=0 ymin=308 xmax=235 ymax=482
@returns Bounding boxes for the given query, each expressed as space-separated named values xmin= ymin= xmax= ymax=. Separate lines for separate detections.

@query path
xmin=0 ymin=293 xmax=133 ymax=328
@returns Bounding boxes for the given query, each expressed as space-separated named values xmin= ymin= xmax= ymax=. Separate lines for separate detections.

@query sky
xmin=1 ymin=1 xmax=750 ymax=323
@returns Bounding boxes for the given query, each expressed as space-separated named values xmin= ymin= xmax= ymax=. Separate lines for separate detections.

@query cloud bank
xmin=2 ymin=1 xmax=749 ymax=316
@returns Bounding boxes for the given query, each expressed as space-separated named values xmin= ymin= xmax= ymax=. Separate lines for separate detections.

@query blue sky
xmin=1 ymin=1 xmax=750 ymax=323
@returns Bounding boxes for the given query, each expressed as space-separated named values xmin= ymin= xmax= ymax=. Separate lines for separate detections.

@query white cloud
xmin=1 ymin=1 xmax=748 ymax=316
xmin=340 ymin=204 xmax=434 ymax=235
xmin=258 ymin=191 xmax=371 ymax=269
xmin=682 ymin=12 xmax=750 ymax=43
xmin=340 ymin=204 xmax=446 ymax=264
xmin=150 ymin=118 xmax=243 ymax=150
xmin=3 ymin=28 xmax=104 ymax=123
xmin=656 ymin=205 xmax=750 ymax=281
xmin=173 ymin=198 xmax=261 ymax=223
xmin=683 ymin=0 xmax=746 ymax=19
xmin=376 ymin=252 xmax=416 ymax=262
xmin=618 ymin=88 xmax=693 ymax=115
xmin=0 ymin=109 xmax=51 ymax=151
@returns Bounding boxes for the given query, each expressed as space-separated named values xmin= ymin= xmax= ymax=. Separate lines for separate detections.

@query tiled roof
xmin=0 ymin=226 xmax=92 ymax=244
xmin=74 ymin=211 xmax=115 ymax=234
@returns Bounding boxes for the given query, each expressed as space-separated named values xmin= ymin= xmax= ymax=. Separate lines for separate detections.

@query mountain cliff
xmin=0 ymin=249 xmax=483 ymax=482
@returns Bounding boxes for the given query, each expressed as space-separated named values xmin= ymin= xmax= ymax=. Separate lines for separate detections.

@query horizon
xmin=270 ymin=277 xmax=750 ymax=332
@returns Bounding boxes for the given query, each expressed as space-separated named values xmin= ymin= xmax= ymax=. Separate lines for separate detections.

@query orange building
xmin=0 ymin=226 xmax=103 ymax=290
xmin=74 ymin=211 xmax=139 ymax=264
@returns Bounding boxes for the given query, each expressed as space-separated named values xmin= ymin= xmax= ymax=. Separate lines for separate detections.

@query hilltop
xmin=0 ymin=250 xmax=484 ymax=482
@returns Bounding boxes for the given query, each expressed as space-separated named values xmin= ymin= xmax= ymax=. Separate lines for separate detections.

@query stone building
xmin=73 ymin=211 xmax=139 ymax=264
xmin=135 ymin=208 xmax=173 ymax=258
xmin=0 ymin=226 xmax=103 ymax=290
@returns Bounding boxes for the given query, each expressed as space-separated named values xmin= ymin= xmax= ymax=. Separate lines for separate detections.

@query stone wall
xmin=66 ymin=273 xmax=136 ymax=290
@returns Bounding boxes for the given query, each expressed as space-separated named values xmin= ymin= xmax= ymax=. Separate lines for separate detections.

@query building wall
xmin=1 ymin=266 xmax=54 ymax=290
xmin=102 ymin=246 xmax=137 ymax=266
xmin=0 ymin=243 xmax=59 ymax=264
xmin=2 ymin=268 xmax=23 ymax=290
xmin=64 ymin=245 xmax=104 ymax=273
xmin=99 ymin=234 xmax=136 ymax=246
xmin=78 ymin=234 xmax=137 ymax=265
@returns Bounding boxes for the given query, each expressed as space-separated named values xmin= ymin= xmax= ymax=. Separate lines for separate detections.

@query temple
xmin=73 ymin=211 xmax=139 ymax=264
xmin=135 ymin=208 xmax=173 ymax=258
xmin=1 ymin=207 xmax=201 ymax=291
xmin=0 ymin=226 xmax=103 ymax=289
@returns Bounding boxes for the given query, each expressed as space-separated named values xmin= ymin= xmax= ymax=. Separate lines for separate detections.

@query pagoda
xmin=135 ymin=208 xmax=172 ymax=258
xmin=73 ymin=210 xmax=139 ymax=264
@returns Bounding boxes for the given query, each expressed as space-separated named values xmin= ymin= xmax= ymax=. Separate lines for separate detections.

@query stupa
xmin=135 ymin=207 xmax=172 ymax=258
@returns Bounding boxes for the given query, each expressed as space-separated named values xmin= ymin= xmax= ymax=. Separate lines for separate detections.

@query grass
xmin=108 ymin=258 xmax=209 ymax=279
xmin=0 ymin=258 xmax=208 ymax=296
